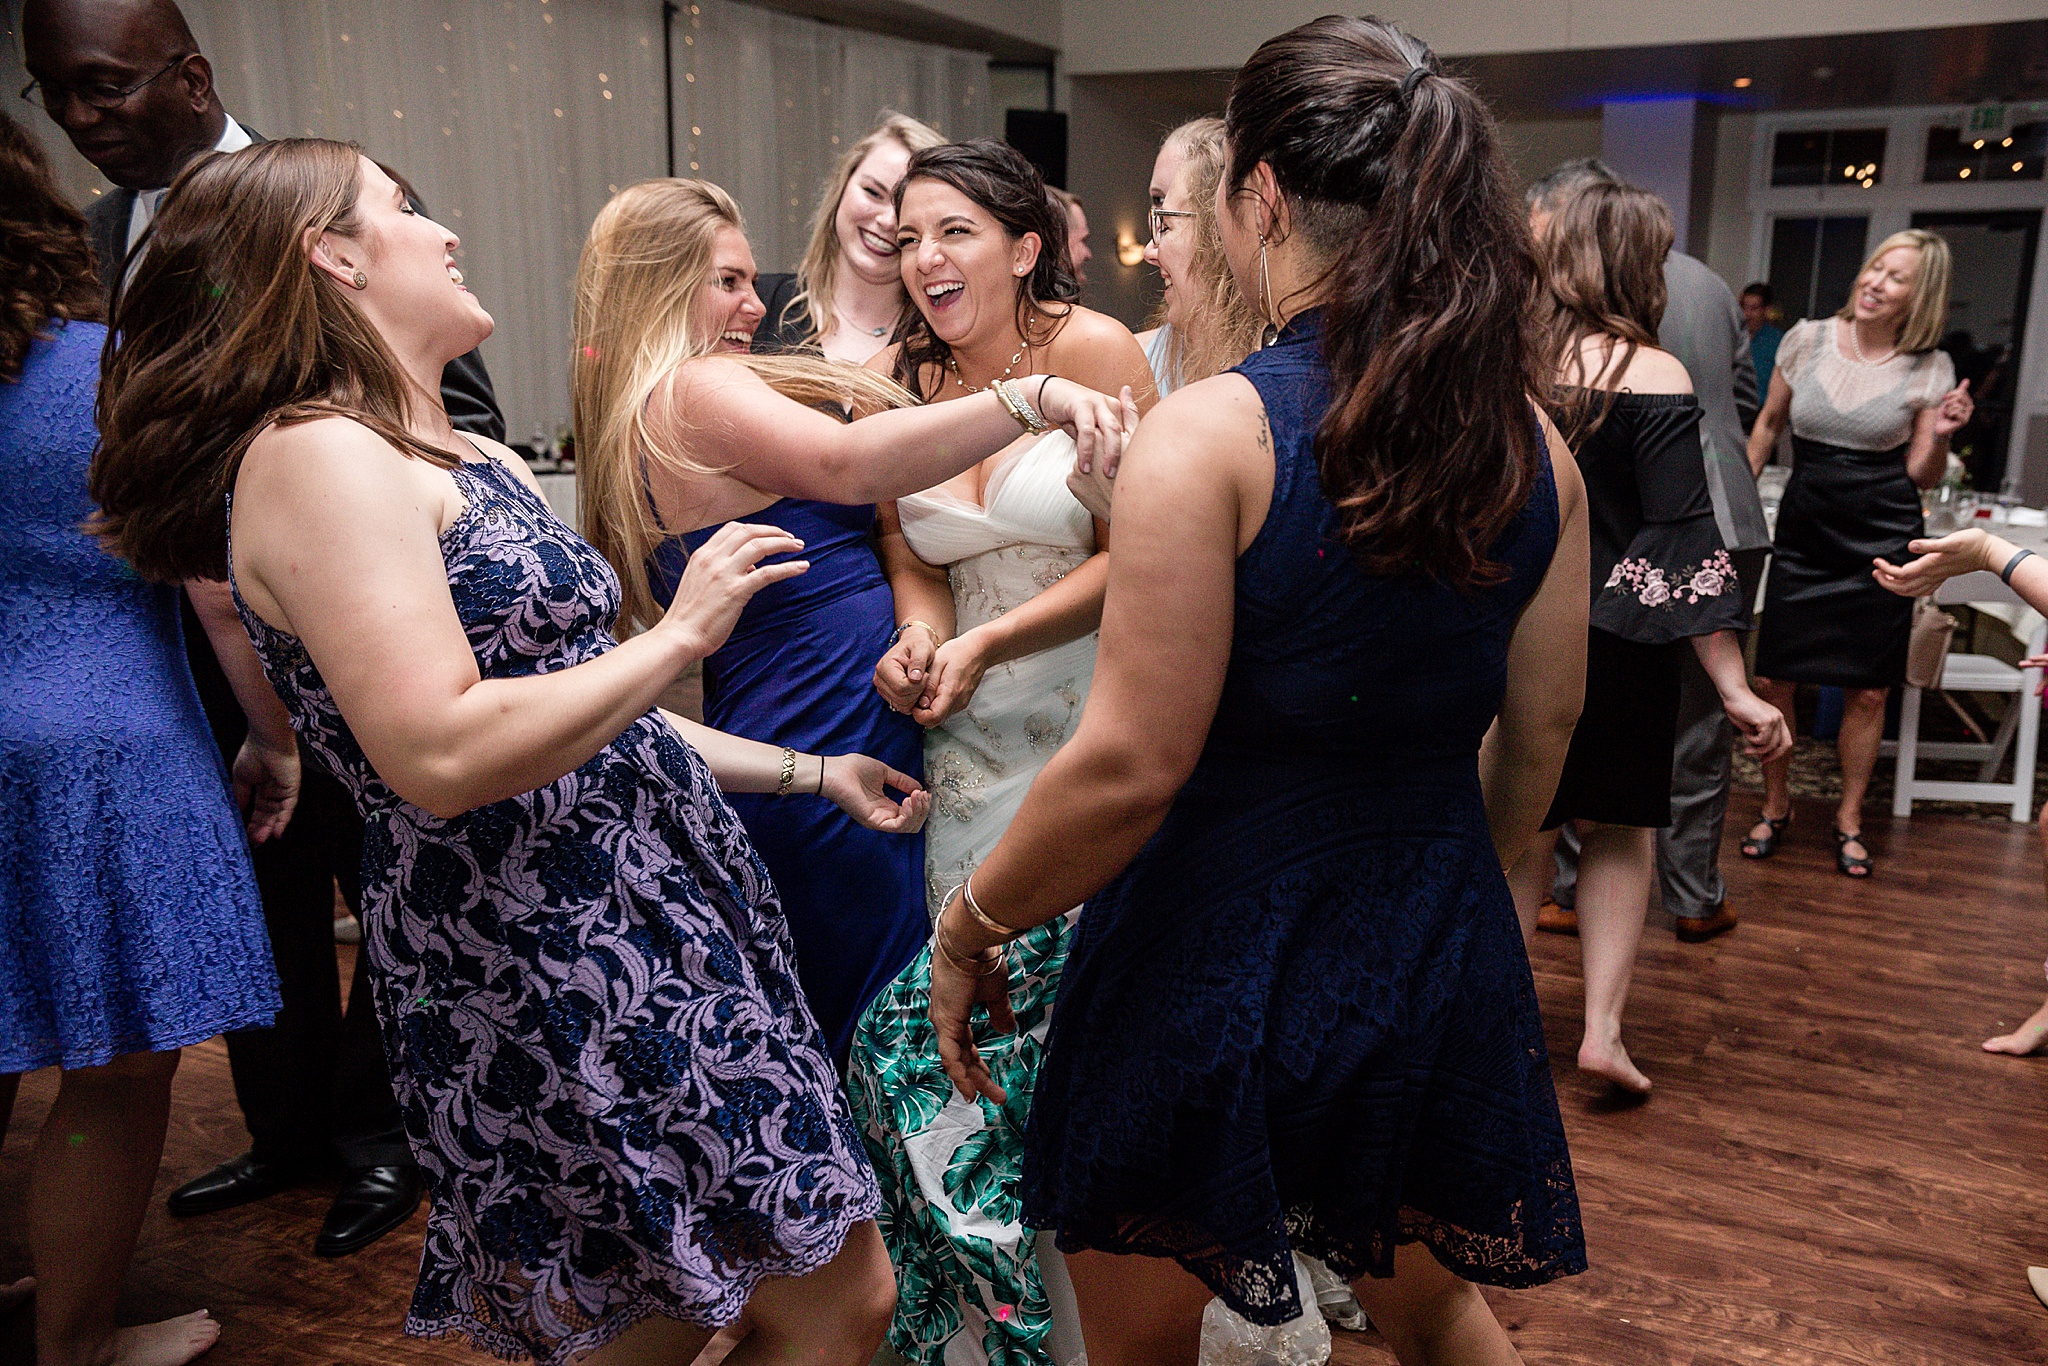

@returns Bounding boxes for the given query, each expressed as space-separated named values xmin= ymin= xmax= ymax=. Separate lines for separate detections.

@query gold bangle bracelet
xmin=960 ymin=874 xmax=1019 ymax=940
xmin=934 ymin=922 xmax=1005 ymax=977
xmin=775 ymin=747 xmax=797 ymax=797
xmin=895 ymin=619 xmax=943 ymax=647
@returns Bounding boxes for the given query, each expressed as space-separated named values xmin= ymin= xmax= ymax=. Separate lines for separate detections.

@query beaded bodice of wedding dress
xmin=898 ymin=430 xmax=1099 ymax=914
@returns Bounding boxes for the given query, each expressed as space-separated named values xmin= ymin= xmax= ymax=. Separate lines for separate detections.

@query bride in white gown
xmin=849 ymin=425 xmax=1104 ymax=1366
xmin=844 ymin=137 xmax=1329 ymax=1366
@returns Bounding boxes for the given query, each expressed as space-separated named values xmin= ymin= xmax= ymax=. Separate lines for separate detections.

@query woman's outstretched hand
xmin=1031 ymin=376 xmax=1131 ymax=478
xmin=661 ymin=521 xmax=808 ymax=659
xmin=1065 ymin=385 xmax=1140 ymax=521
xmin=821 ymin=754 xmax=930 ymax=833
xmin=1872 ymin=527 xmax=1996 ymax=597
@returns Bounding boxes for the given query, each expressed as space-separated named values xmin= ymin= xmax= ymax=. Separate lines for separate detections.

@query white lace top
xmin=1779 ymin=317 xmax=1955 ymax=452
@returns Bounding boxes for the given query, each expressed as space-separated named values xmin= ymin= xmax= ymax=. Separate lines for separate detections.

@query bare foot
xmin=1578 ymin=1037 xmax=1652 ymax=1094
xmin=0 ymin=1277 xmax=33 ymax=1314
xmin=110 ymin=1311 xmax=220 ymax=1366
xmin=1984 ymin=1000 xmax=2048 ymax=1055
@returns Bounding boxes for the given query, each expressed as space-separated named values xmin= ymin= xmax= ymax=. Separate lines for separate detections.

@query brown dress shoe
xmin=1675 ymin=904 xmax=1739 ymax=943
xmin=1535 ymin=899 xmax=1579 ymax=935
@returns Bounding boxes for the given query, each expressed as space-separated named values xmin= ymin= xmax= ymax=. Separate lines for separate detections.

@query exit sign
xmin=1970 ymin=104 xmax=2009 ymax=133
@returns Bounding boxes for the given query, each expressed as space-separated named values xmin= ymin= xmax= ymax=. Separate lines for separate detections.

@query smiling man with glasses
xmin=18 ymin=0 xmax=240 ymax=233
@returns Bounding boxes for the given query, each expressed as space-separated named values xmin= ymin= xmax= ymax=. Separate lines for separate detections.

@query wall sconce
xmin=1116 ymin=229 xmax=1144 ymax=267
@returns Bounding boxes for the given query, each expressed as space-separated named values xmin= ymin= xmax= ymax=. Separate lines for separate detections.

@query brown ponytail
xmin=1226 ymin=16 xmax=1543 ymax=587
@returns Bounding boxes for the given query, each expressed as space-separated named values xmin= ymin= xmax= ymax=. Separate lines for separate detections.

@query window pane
xmin=1773 ymin=128 xmax=1886 ymax=188
xmin=1768 ymin=218 xmax=1820 ymax=319
xmin=1767 ymin=216 xmax=1868 ymax=322
xmin=1816 ymin=217 xmax=1871 ymax=315
xmin=1831 ymin=128 xmax=1885 ymax=187
xmin=1924 ymin=121 xmax=2048 ymax=182
xmin=1772 ymin=130 xmax=1826 ymax=186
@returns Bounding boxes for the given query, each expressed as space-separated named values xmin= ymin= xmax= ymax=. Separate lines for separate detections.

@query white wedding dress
xmin=899 ymin=431 xmax=1099 ymax=914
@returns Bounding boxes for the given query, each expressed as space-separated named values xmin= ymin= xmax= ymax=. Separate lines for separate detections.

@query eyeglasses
xmin=1149 ymin=207 xmax=1195 ymax=240
xmin=20 ymin=53 xmax=191 ymax=114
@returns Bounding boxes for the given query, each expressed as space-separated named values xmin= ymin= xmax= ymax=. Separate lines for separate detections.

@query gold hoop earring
xmin=351 ymin=269 xmax=368 ymax=290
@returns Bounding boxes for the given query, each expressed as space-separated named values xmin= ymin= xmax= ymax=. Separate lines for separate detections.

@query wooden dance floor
xmin=3 ymin=791 xmax=2045 ymax=1365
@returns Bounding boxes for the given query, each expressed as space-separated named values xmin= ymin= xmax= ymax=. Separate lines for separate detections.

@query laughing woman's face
xmin=896 ymin=178 xmax=1040 ymax=351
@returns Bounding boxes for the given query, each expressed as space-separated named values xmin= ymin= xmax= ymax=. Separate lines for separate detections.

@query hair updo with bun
xmin=1226 ymin=15 xmax=1543 ymax=588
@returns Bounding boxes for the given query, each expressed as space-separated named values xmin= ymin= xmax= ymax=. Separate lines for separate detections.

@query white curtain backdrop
xmin=671 ymin=0 xmax=993 ymax=275
xmin=2 ymin=0 xmax=995 ymax=439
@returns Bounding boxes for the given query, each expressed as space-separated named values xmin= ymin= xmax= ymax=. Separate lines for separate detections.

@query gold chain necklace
xmin=946 ymin=341 xmax=1027 ymax=395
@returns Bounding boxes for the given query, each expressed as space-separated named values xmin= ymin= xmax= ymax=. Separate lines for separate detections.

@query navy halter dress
xmin=1018 ymin=311 xmax=1586 ymax=1322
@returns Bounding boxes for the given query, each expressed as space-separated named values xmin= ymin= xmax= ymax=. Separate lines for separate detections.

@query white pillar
xmin=1602 ymin=99 xmax=1709 ymax=255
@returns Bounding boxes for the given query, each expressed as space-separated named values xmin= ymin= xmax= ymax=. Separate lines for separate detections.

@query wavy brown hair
xmin=1226 ymin=16 xmax=1542 ymax=587
xmin=0 ymin=107 xmax=103 ymax=380
xmin=1535 ymin=180 xmax=1671 ymax=446
xmin=1144 ymin=117 xmax=1263 ymax=388
xmin=891 ymin=139 xmax=1078 ymax=399
xmin=90 ymin=138 xmax=452 ymax=583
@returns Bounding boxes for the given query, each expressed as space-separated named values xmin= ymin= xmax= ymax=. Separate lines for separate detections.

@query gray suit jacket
xmin=1660 ymin=252 xmax=1770 ymax=553
xmin=84 ymin=132 xmax=505 ymax=442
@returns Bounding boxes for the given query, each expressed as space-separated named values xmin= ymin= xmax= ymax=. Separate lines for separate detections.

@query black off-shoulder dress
xmin=1544 ymin=391 xmax=1750 ymax=830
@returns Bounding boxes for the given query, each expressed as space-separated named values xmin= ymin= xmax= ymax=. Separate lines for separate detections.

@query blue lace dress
xmin=1018 ymin=311 xmax=1586 ymax=1323
xmin=0 ymin=319 xmax=277 ymax=1072
xmin=230 ymin=452 xmax=879 ymax=1363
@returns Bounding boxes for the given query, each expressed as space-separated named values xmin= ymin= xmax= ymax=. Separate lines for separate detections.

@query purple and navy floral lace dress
xmin=231 ymin=451 xmax=878 ymax=1363
xmin=1543 ymin=389 xmax=1749 ymax=830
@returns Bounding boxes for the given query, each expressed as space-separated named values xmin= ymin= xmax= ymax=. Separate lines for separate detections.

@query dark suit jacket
xmin=83 ymin=127 xmax=505 ymax=442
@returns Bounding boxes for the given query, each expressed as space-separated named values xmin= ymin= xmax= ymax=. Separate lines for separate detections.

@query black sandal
xmin=1834 ymin=829 xmax=1873 ymax=878
xmin=1741 ymin=812 xmax=1790 ymax=859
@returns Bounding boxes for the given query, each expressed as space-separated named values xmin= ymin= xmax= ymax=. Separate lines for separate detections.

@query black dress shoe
xmin=167 ymin=1151 xmax=311 ymax=1217
xmin=315 ymin=1165 xmax=424 ymax=1257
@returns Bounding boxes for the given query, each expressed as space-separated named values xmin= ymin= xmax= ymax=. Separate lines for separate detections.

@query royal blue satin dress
xmin=653 ymin=498 xmax=927 ymax=1060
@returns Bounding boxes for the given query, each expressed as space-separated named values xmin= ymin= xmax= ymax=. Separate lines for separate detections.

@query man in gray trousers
xmin=1529 ymin=159 xmax=1772 ymax=942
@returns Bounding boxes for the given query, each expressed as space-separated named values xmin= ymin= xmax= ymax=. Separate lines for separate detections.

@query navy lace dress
xmin=1019 ymin=311 xmax=1586 ymax=1323
xmin=231 ymin=452 xmax=879 ymax=1364
xmin=1 ymin=319 xmax=277 ymax=1072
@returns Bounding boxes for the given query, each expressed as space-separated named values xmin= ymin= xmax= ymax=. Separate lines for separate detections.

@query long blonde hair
xmin=573 ymin=178 xmax=914 ymax=630
xmin=780 ymin=111 xmax=947 ymax=349
xmin=1144 ymin=117 xmax=1264 ymax=388
xmin=1837 ymin=228 xmax=1951 ymax=355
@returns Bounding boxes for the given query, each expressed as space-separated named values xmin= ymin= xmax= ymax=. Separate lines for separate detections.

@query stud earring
xmin=351 ymin=269 xmax=368 ymax=290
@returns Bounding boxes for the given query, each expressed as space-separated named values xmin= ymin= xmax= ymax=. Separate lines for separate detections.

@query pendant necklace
xmin=947 ymin=341 xmax=1027 ymax=395
xmin=835 ymin=305 xmax=890 ymax=339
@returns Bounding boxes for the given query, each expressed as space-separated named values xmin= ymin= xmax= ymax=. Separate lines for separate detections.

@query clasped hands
xmin=874 ymin=625 xmax=988 ymax=727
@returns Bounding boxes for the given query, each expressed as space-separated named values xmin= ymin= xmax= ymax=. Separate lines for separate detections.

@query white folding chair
xmin=1889 ymin=649 xmax=2043 ymax=821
